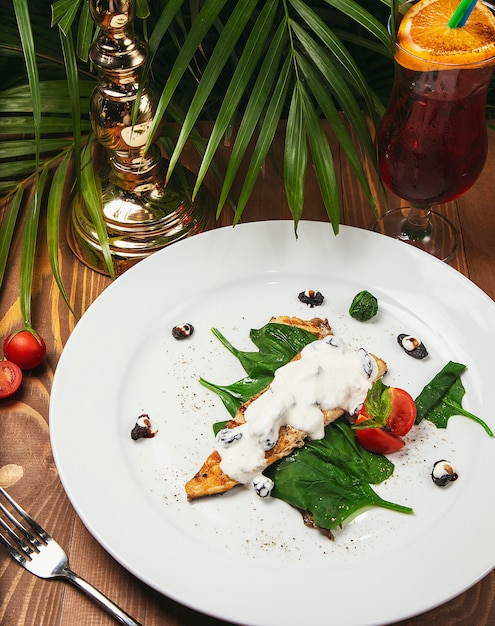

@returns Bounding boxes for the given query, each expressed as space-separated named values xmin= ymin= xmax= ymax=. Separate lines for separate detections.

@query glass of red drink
xmin=374 ymin=4 xmax=495 ymax=261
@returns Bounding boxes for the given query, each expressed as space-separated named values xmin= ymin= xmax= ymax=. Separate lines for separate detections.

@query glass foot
xmin=372 ymin=207 xmax=457 ymax=262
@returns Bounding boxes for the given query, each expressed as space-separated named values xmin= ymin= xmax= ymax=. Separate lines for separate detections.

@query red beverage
xmin=376 ymin=65 xmax=493 ymax=206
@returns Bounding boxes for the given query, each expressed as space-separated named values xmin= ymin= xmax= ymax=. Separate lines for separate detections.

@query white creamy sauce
xmin=214 ymin=336 xmax=378 ymax=488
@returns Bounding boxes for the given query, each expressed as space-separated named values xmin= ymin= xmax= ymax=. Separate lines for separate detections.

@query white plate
xmin=50 ymin=221 xmax=495 ymax=626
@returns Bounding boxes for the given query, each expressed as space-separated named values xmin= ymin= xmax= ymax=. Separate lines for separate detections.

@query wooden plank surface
xmin=1 ymin=123 xmax=495 ymax=626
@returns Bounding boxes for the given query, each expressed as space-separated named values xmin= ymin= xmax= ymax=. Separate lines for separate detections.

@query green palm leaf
xmin=0 ymin=186 xmax=24 ymax=289
xmin=299 ymin=81 xmax=340 ymax=231
xmin=58 ymin=26 xmax=82 ymax=187
xmin=75 ymin=0 xmax=94 ymax=60
xmin=324 ymin=0 xmax=393 ymax=53
xmin=0 ymin=80 xmax=92 ymax=114
xmin=233 ymin=53 xmax=292 ymax=224
xmin=290 ymin=21 xmax=375 ymax=164
xmin=217 ymin=19 xmax=288 ymax=217
xmin=19 ymin=165 xmax=49 ymax=328
xmin=147 ymin=0 xmax=230 ymax=154
xmin=47 ymin=150 xmax=74 ymax=313
xmin=147 ymin=0 xmax=187 ymax=57
xmin=298 ymin=52 xmax=376 ymax=213
xmin=191 ymin=0 xmax=278 ymax=200
xmin=12 ymin=0 xmax=41 ymax=141
xmin=0 ymin=0 xmax=400 ymax=313
xmin=12 ymin=0 xmax=42 ymax=215
xmin=289 ymin=0 xmax=382 ymax=124
xmin=51 ymin=0 xmax=83 ymax=35
xmin=166 ymin=0 xmax=261 ymax=179
xmin=284 ymin=81 xmax=308 ymax=229
xmin=80 ymin=136 xmax=115 ymax=280
xmin=136 ymin=0 xmax=150 ymax=20
xmin=0 ymin=139 xmax=72 ymax=160
xmin=0 ymin=118 xmax=84 ymax=135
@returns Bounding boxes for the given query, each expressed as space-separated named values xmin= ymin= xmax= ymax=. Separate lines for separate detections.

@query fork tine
xmin=0 ymin=488 xmax=46 ymax=560
xmin=0 ymin=510 xmax=32 ymax=548
xmin=0 ymin=486 xmax=47 ymax=541
xmin=0 ymin=524 xmax=30 ymax=564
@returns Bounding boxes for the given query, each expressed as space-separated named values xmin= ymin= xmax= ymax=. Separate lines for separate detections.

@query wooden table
xmin=1 ymin=123 xmax=495 ymax=626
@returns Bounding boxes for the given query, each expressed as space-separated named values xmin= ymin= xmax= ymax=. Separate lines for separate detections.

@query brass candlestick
xmin=67 ymin=0 xmax=209 ymax=276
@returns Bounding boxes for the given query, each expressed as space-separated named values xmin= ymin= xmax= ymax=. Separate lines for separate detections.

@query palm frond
xmin=192 ymin=0 xmax=278 ymax=201
xmin=51 ymin=0 xmax=83 ymax=35
xmin=166 ymin=0 xmax=261 ymax=178
xmin=58 ymin=26 xmax=82 ymax=187
xmin=233 ymin=52 xmax=293 ymax=224
xmin=217 ymin=19 xmax=289 ymax=219
xmin=284 ymin=80 xmax=308 ymax=228
xmin=19 ymin=165 xmax=49 ymax=328
xmin=80 ymin=136 xmax=115 ymax=279
xmin=147 ymin=0 xmax=231 ymax=147
xmin=47 ymin=150 xmax=75 ymax=313
xmin=145 ymin=0 xmax=390 ymax=230
xmin=298 ymin=53 xmax=376 ymax=211
xmin=300 ymin=85 xmax=340 ymax=229
xmin=75 ymin=0 xmax=95 ymax=60
xmin=0 ymin=186 xmax=24 ymax=287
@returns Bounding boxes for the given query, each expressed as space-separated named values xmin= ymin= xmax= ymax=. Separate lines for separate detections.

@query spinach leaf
xmin=201 ymin=322 xmax=318 ymax=416
xmin=348 ymin=290 xmax=378 ymax=321
xmin=266 ymin=421 xmax=413 ymax=530
xmin=200 ymin=374 xmax=273 ymax=417
xmin=415 ymin=361 xmax=493 ymax=436
xmin=211 ymin=323 xmax=318 ymax=377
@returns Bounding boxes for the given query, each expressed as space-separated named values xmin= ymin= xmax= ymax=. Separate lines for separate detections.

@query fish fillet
xmin=185 ymin=316 xmax=387 ymax=499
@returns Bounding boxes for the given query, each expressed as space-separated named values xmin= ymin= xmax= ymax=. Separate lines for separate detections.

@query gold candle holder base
xmin=67 ymin=165 xmax=210 ymax=276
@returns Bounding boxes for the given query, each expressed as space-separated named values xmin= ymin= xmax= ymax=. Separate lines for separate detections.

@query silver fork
xmin=0 ymin=486 xmax=142 ymax=626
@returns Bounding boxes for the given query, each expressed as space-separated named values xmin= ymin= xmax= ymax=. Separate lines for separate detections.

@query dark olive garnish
xmin=131 ymin=414 xmax=157 ymax=440
xmin=397 ymin=334 xmax=428 ymax=359
xmin=172 ymin=323 xmax=194 ymax=339
xmin=298 ymin=289 xmax=324 ymax=307
xmin=431 ymin=460 xmax=458 ymax=487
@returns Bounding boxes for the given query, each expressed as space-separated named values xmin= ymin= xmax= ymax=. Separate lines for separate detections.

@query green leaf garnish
xmin=266 ymin=421 xmax=412 ymax=530
xmin=415 ymin=361 xmax=493 ymax=436
xmin=353 ymin=378 xmax=392 ymax=430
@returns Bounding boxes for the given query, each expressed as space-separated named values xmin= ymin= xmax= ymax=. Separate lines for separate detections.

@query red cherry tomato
xmin=354 ymin=414 xmax=406 ymax=454
xmin=387 ymin=387 xmax=417 ymax=436
xmin=3 ymin=330 xmax=46 ymax=370
xmin=0 ymin=360 xmax=23 ymax=398
xmin=354 ymin=386 xmax=416 ymax=455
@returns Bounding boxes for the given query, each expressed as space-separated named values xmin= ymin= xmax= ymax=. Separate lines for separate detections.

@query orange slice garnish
xmin=396 ymin=0 xmax=495 ymax=70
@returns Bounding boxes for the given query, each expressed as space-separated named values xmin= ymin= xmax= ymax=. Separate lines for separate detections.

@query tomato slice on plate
xmin=353 ymin=383 xmax=416 ymax=454
xmin=0 ymin=360 xmax=22 ymax=398
xmin=387 ymin=387 xmax=417 ymax=436
xmin=354 ymin=417 xmax=406 ymax=454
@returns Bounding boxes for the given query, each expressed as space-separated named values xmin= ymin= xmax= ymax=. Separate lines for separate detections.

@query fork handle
xmin=62 ymin=567 xmax=143 ymax=626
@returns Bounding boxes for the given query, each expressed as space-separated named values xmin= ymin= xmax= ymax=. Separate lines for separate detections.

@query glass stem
xmin=402 ymin=204 xmax=432 ymax=240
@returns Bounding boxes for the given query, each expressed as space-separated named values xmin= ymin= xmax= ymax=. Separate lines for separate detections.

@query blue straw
xmin=448 ymin=0 xmax=478 ymax=28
